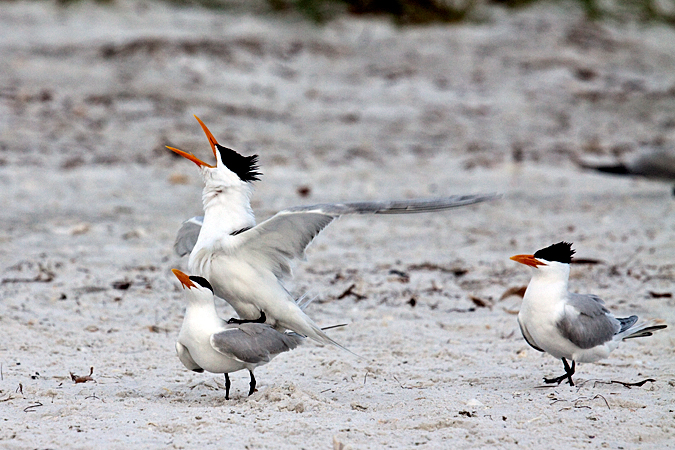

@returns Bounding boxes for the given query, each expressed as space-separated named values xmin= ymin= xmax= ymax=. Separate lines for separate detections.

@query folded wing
xmin=558 ymin=293 xmax=619 ymax=349
xmin=210 ymin=324 xmax=303 ymax=365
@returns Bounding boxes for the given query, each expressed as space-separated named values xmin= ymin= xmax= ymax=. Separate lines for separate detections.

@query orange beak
xmin=193 ymin=115 xmax=219 ymax=159
xmin=172 ymin=269 xmax=195 ymax=289
xmin=166 ymin=146 xmax=214 ymax=168
xmin=166 ymin=116 xmax=220 ymax=167
xmin=510 ymin=254 xmax=547 ymax=268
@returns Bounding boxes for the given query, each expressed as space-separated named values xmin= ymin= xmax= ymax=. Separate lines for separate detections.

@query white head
xmin=510 ymin=241 xmax=575 ymax=283
xmin=172 ymin=268 xmax=215 ymax=304
xmin=167 ymin=116 xmax=261 ymax=207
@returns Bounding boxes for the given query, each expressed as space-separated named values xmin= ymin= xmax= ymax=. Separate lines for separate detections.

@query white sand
xmin=1 ymin=1 xmax=674 ymax=448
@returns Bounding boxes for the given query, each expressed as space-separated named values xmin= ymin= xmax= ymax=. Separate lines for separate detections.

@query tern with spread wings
xmin=168 ymin=116 xmax=498 ymax=351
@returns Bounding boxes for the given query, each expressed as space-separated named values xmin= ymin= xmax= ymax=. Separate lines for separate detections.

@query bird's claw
xmin=543 ymin=375 xmax=566 ymax=385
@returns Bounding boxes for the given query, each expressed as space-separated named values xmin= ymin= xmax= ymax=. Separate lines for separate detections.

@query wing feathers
xmin=210 ymin=324 xmax=303 ymax=365
xmin=558 ymin=294 xmax=618 ymax=349
xmin=175 ymin=194 xmax=499 ymax=257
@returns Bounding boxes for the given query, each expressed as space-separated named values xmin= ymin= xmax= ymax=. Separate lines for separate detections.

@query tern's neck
xmin=523 ymin=263 xmax=570 ymax=308
xmin=200 ymin=183 xmax=256 ymax=236
xmin=184 ymin=293 xmax=222 ymax=330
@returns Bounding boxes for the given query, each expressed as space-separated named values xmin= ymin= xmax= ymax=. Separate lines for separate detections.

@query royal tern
xmin=168 ymin=116 xmax=498 ymax=351
xmin=511 ymin=242 xmax=667 ymax=386
xmin=172 ymin=269 xmax=302 ymax=400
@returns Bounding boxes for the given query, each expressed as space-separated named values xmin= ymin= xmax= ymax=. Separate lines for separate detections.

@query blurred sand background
xmin=1 ymin=1 xmax=674 ymax=448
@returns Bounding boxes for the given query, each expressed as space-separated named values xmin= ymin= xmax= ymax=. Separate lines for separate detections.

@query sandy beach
xmin=1 ymin=1 xmax=674 ymax=448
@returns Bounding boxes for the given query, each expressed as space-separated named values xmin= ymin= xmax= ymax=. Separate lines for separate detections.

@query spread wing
xmin=174 ymin=216 xmax=204 ymax=257
xmin=210 ymin=324 xmax=303 ymax=364
xmin=174 ymin=194 xmax=499 ymax=258
xmin=227 ymin=194 xmax=500 ymax=279
xmin=557 ymin=293 xmax=620 ymax=349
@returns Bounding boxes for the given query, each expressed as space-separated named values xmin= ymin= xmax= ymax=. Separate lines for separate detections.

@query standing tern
xmin=510 ymin=242 xmax=667 ymax=386
xmin=168 ymin=116 xmax=499 ymax=351
xmin=172 ymin=269 xmax=302 ymax=400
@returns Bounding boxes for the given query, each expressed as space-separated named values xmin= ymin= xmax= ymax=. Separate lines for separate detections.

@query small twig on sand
xmin=337 ymin=284 xmax=366 ymax=301
xmin=2 ymin=263 xmax=55 ymax=284
xmin=85 ymin=393 xmax=103 ymax=402
xmin=592 ymin=394 xmax=610 ymax=409
xmin=611 ymin=379 xmax=656 ymax=389
xmin=24 ymin=402 xmax=43 ymax=413
xmin=0 ymin=393 xmax=17 ymax=403
xmin=592 ymin=378 xmax=656 ymax=389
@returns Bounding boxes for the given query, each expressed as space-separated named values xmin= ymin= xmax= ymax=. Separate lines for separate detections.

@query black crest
xmin=534 ymin=241 xmax=575 ymax=264
xmin=189 ymin=275 xmax=214 ymax=293
xmin=216 ymin=144 xmax=261 ymax=182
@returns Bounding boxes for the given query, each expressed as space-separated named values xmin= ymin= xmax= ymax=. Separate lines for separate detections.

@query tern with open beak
xmin=168 ymin=116 xmax=498 ymax=352
xmin=511 ymin=242 xmax=666 ymax=386
xmin=172 ymin=269 xmax=302 ymax=400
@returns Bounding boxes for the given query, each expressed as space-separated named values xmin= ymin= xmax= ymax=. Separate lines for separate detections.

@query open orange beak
xmin=166 ymin=115 xmax=220 ymax=168
xmin=193 ymin=115 xmax=219 ymax=159
xmin=166 ymin=146 xmax=214 ymax=168
xmin=172 ymin=269 xmax=195 ymax=289
xmin=510 ymin=254 xmax=547 ymax=268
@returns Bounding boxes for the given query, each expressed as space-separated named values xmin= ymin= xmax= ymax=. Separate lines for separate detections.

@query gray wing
xmin=174 ymin=195 xmax=498 ymax=259
xmin=233 ymin=194 xmax=499 ymax=279
xmin=174 ymin=216 xmax=203 ymax=257
xmin=557 ymin=293 xmax=620 ymax=349
xmin=210 ymin=324 xmax=303 ymax=365
xmin=517 ymin=316 xmax=544 ymax=352
xmin=282 ymin=194 xmax=500 ymax=215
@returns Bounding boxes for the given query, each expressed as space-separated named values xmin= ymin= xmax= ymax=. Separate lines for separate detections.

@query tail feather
xmin=295 ymin=293 xmax=318 ymax=311
xmin=280 ymin=310 xmax=360 ymax=358
xmin=616 ymin=315 xmax=638 ymax=334
xmin=291 ymin=294 xmax=357 ymax=354
xmin=322 ymin=323 xmax=348 ymax=331
xmin=303 ymin=321 xmax=361 ymax=358
xmin=621 ymin=320 xmax=667 ymax=340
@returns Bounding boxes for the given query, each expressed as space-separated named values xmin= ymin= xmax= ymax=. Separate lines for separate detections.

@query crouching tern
xmin=511 ymin=242 xmax=667 ymax=386
xmin=168 ymin=116 xmax=499 ymax=352
xmin=172 ymin=269 xmax=302 ymax=400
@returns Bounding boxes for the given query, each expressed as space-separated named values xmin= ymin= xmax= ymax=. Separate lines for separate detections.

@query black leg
xmin=224 ymin=373 xmax=231 ymax=400
xmin=248 ymin=370 xmax=256 ymax=396
xmin=563 ymin=359 xmax=576 ymax=386
xmin=544 ymin=358 xmax=576 ymax=386
xmin=228 ymin=311 xmax=266 ymax=325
